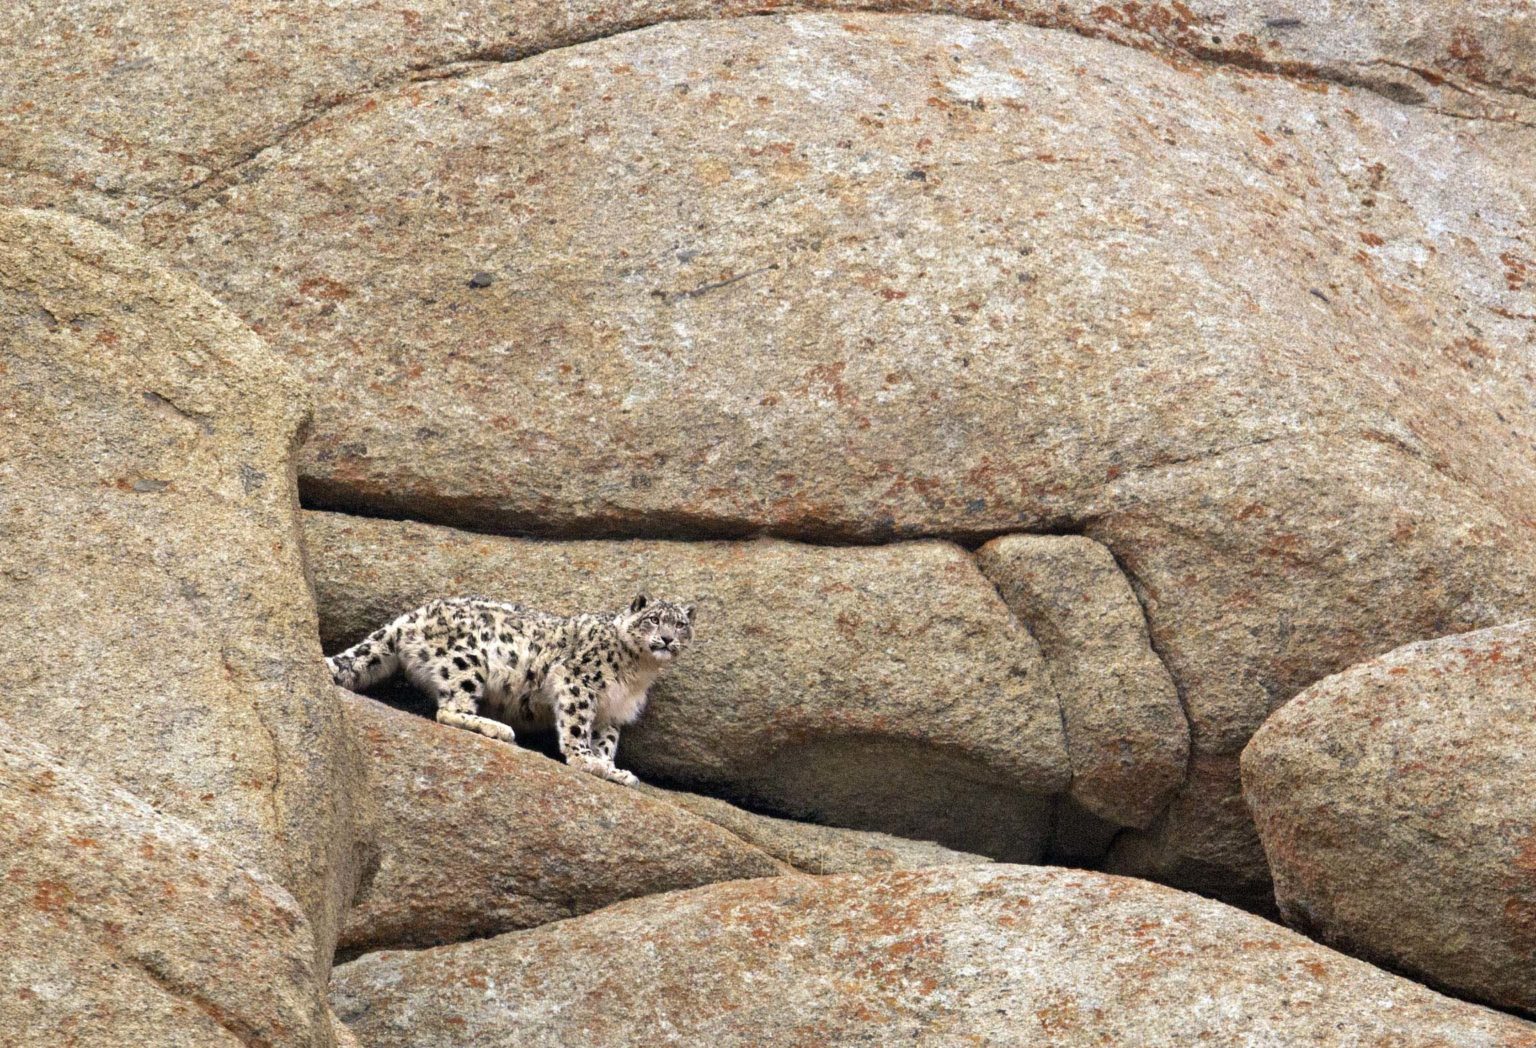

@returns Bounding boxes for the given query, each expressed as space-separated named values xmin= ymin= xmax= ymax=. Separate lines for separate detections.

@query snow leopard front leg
xmin=593 ymin=725 xmax=638 ymax=787
xmin=548 ymin=668 xmax=635 ymax=786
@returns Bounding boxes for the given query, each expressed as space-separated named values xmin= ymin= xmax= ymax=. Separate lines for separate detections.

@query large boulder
xmin=0 ymin=206 xmax=373 ymax=967
xmin=331 ymin=865 xmax=1536 ymax=1046
xmin=151 ymin=11 xmax=1535 ymax=557
xmin=306 ymin=510 xmax=1070 ymax=860
xmin=1243 ymin=620 xmax=1536 ymax=1015
xmin=337 ymin=693 xmax=790 ymax=957
xmin=0 ymin=732 xmax=331 ymax=1047
xmin=2 ymin=2 xmax=1529 ymax=225
xmin=209 ymin=12 xmax=1536 ymax=900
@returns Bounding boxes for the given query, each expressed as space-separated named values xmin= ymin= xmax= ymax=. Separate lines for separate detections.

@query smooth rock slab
xmin=977 ymin=534 xmax=1188 ymax=829
xmin=0 ymin=732 xmax=330 ymax=1048
xmin=1243 ymin=620 xmax=1536 ymax=1015
xmin=144 ymin=15 xmax=1535 ymax=555
xmin=306 ymin=510 xmax=1069 ymax=861
xmin=0 ymin=207 xmax=372 ymax=968
xmin=337 ymin=693 xmax=789 ymax=957
xmin=3 ymin=2 xmax=1530 ymax=225
xmin=331 ymin=865 xmax=1536 ymax=1047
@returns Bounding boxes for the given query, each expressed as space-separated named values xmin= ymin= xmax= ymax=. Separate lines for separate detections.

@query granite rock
xmin=1243 ymin=620 xmax=1536 ymax=1014
xmin=331 ymin=864 xmax=1536 ymax=1046
xmin=0 ymin=732 xmax=331 ymax=1047
xmin=0 ymin=206 xmax=373 ymax=968
xmin=337 ymin=693 xmax=789 ymax=957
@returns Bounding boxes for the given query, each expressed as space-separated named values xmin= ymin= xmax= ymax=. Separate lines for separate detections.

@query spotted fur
xmin=327 ymin=594 xmax=695 ymax=785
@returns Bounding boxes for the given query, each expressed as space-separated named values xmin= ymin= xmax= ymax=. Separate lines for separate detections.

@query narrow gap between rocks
xmin=307 ymin=500 xmax=1196 ymax=889
xmin=297 ymin=482 xmax=1087 ymax=550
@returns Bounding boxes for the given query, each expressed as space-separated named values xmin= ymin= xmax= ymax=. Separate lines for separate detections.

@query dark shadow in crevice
xmin=298 ymin=480 xmax=1082 ymax=549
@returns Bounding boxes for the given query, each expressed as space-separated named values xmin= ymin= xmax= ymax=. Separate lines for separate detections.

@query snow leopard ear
xmin=682 ymin=604 xmax=696 ymax=623
xmin=629 ymin=594 xmax=649 ymax=614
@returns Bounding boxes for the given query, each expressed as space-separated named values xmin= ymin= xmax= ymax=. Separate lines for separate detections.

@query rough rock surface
xmin=307 ymin=510 xmax=1068 ymax=860
xmin=1104 ymin=752 xmax=1274 ymax=911
xmin=0 ymin=732 xmax=330 ymax=1048
xmin=977 ymin=534 xmax=1187 ymax=829
xmin=1060 ymin=0 xmax=1536 ymax=120
xmin=156 ymin=11 xmax=1536 ymax=555
xmin=2 ymin=2 xmax=1530 ymax=226
xmin=636 ymin=784 xmax=992 ymax=874
xmin=331 ymin=865 xmax=1536 ymax=1047
xmin=0 ymin=206 xmax=372 ymax=966
xmin=337 ymin=693 xmax=789 ymax=957
xmin=4 ymin=0 xmax=1532 ymax=904
xmin=153 ymin=13 xmax=1536 ymax=897
xmin=1243 ymin=620 xmax=1536 ymax=1015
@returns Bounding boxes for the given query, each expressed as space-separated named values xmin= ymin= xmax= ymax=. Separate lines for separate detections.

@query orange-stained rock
xmin=337 ymin=693 xmax=790 ymax=957
xmin=0 ymin=206 xmax=373 ymax=971
xmin=0 ymin=732 xmax=332 ymax=1047
xmin=1244 ymin=620 xmax=1536 ymax=1015
xmin=332 ymin=865 xmax=1536 ymax=1046
xmin=8 ymin=8 xmax=1535 ymax=903
xmin=3 ymin=2 xmax=1530 ymax=225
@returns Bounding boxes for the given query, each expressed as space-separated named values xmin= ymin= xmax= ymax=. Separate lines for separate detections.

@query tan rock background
xmin=8 ymin=3 xmax=1533 ymax=903
xmin=2 ymin=2 xmax=1531 ymax=228
xmin=5 ymin=0 xmax=1536 ymax=1039
xmin=331 ymin=866 xmax=1536 ymax=1046
xmin=337 ymin=692 xmax=790 ymax=957
xmin=0 ymin=733 xmax=330 ymax=1047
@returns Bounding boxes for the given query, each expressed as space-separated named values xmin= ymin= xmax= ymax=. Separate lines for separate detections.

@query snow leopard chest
xmin=473 ymin=622 xmax=657 ymax=729
xmin=484 ymin=669 xmax=651 ymax=728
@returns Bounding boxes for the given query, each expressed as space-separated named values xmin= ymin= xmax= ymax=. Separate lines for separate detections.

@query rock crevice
xmin=304 ymin=508 xmax=1201 ymax=866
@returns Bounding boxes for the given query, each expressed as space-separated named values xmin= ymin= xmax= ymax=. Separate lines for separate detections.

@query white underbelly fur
xmin=481 ymin=671 xmax=651 ymax=730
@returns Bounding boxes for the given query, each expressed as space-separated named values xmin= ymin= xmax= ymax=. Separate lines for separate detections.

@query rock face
xmin=1243 ymin=620 xmax=1536 ymax=1015
xmin=1064 ymin=1 xmax=1536 ymax=119
xmin=0 ymin=207 xmax=372 ymax=967
xmin=0 ymin=733 xmax=330 ymax=1048
xmin=977 ymin=535 xmax=1187 ymax=829
xmin=331 ymin=865 xmax=1536 ymax=1047
xmin=2 ymin=2 xmax=1530 ymax=226
xmin=144 ymin=12 xmax=1536 ymax=897
xmin=337 ymin=693 xmax=789 ymax=957
xmin=306 ymin=510 xmax=1069 ymax=860
xmin=636 ymin=784 xmax=992 ymax=875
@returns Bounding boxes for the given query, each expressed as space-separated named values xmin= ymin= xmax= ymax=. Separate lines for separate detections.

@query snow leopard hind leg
xmin=406 ymin=634 xmax=517 ymax=745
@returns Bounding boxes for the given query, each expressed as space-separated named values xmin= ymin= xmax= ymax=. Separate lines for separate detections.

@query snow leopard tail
xmin=327 ymin=617 xmax=405 ymax=692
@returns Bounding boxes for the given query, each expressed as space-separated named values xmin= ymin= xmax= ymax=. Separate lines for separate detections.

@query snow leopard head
xmin=619 ymin=594 xmax=696 ymax=662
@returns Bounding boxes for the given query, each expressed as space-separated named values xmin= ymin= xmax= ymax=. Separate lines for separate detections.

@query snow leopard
xmin=327 ymin=594 xmax=695 ymax=786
